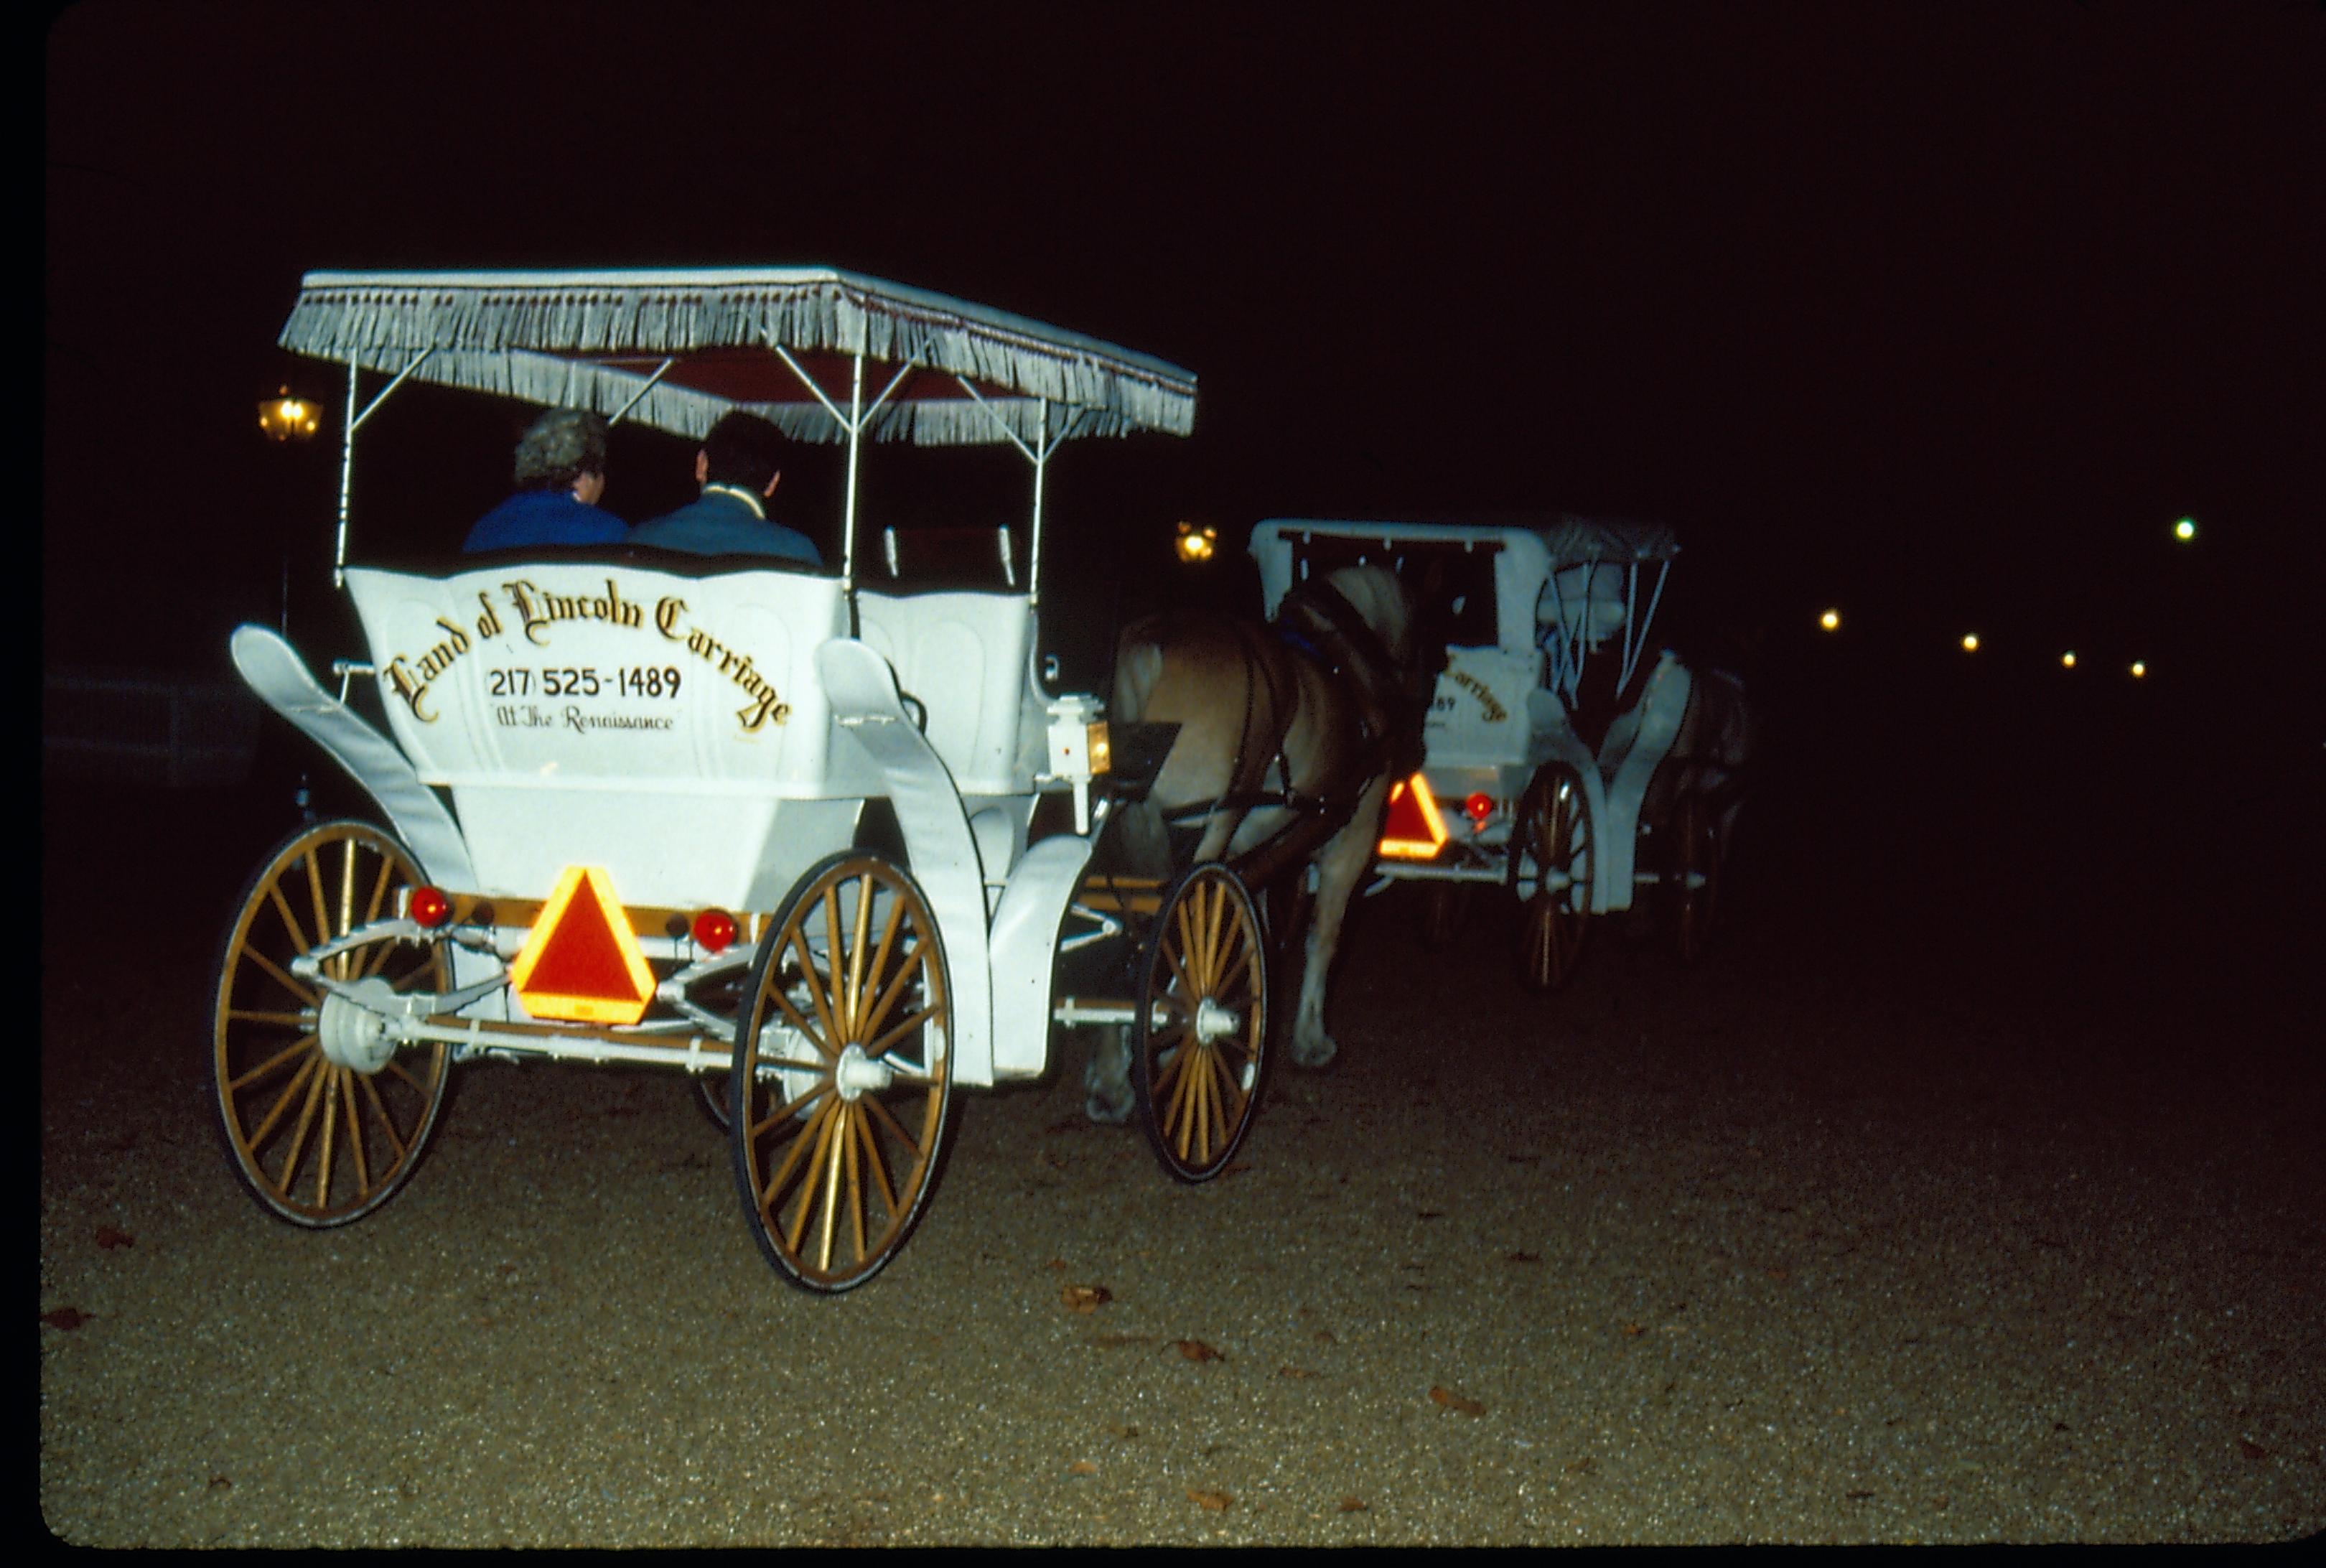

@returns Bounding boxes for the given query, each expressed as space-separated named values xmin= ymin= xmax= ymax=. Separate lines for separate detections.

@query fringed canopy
xmin=279 ymin=268 xmax=1197 ymax=446
xmin=1536 ymin=513 xmax=1680 ymax=564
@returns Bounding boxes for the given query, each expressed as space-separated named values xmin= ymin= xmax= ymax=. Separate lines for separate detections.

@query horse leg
xmin=1288 ymin=774 xmax=1388 ymax=1069
xmin=1085 ymin=1025 xmax=1135 ymax=1124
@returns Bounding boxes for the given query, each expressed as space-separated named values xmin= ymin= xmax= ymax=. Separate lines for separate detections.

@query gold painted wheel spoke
xmin=263 ymin=884 xmax=312 ymax=959
xmin=789 ymin=930 xmax=844 ymax=1058
xmin=772 ymin=1101 xmax=841 ymax=1246
xmin=242 ymin=946 xmax=318 ymax=1009
xmin=750 ymin=1081 xmax=833 ymax=1139
xmin=338 ymin=1069 xmax=371 ymax=1198
xmin=867 ymin=1004 xmax=940 ymax=1060
xmin=227 ymin=1007 xmax=311 ymax=1029
xmin=856 ymin=1107 xmax=900 ymax=1219
xmin=843 ymin=875 xmax=875 ymax=1035
xmin=228 ymin=1035 xmax=317 ymax=1093
xmin=858 ymin=941 xmax=928 ymax=1045
xmin=860 ymin=1091 xmax=926 ymax=1167
xmin=313 ymin=1067 xmax=342 ymax=1207
xmin=816 ymin=1099 xmax=849 ymax=1271
xmin=357 ymin=1072 xmax=411 ymax=1163
xmin=856 ymin=895 xmax=907 ymax=1038
xmin=243 ymin=1051 xmax=321 ymax=1150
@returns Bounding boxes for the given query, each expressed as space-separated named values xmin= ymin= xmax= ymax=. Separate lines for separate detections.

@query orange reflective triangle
xmin=510 ymin=867 xmax=655 ymax=1024
xmin=1378 ymin=773 xmax=1449 ymax=860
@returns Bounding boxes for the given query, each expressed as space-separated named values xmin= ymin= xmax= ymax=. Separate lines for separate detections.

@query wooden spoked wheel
xmin=211 ymin=820 xmax=452 ymax=1227
xmin=1670 ymin=792 xmax=1722 ymax=965
xmin=1133 ymin=864 xmax=1269 ymax=1184
xmin=729 ymin=853 xmax=953 ymax=1292
xmin=1515 ymin=766 xmax=1592 ymax=993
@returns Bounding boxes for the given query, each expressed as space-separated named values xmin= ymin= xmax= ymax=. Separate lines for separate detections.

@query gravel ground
xmin=38 ymin=704 xmax=2325 ymax=1546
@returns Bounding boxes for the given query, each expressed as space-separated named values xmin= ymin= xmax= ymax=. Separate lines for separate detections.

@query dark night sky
xmin=42 ymin=1 xmax=2326 ymax=717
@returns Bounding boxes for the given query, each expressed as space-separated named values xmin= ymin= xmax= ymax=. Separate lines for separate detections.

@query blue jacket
xmin=462 ymin=490 xmax=628 ymax=553
xmin=628 ymin=487 xmax=821 ymax=566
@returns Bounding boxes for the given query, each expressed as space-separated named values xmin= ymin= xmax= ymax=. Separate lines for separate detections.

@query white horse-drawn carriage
xmin=1251 ymin=516 xmax=1750 ymax=991
xmin=213 ymin=267 xmax=1276 ymax=1291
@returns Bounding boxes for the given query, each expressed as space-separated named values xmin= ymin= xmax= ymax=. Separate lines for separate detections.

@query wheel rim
xmin=731 ymin=854 xmax=952 ymax=1292
xmin=1134 ymin=865 xmax=1267 ymax=1183
xmin=212 ymin=821 xmax=450 ymax=1227
xmin=1518 ymin=770 xmax=1591 ymax=992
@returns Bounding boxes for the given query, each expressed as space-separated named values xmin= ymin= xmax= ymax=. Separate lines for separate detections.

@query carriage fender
xmin=1596 ymin=655 xmax=1693 ymax=913
xmin=986 ymin=833 xmax=1095 ymax=1082
xmin=816 ymin=638 xmax=996 ymax=1089
xmin=228 ymin=624 xmax=477 ymax=891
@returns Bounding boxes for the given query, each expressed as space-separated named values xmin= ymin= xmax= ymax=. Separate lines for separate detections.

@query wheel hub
xmin=1192 ymin=996 xmax=1241 ymax=1045
xmin=317 ymin=979 xmax=398 ymax=1073
xmin=833 ymin=1042 xmax=894 ymax=1101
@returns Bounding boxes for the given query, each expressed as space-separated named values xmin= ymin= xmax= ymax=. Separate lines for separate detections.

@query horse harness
xmin=1162 ymin=577 xmax=1429 ymax=883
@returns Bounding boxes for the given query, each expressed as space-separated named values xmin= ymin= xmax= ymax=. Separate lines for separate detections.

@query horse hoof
xmin=1085 ymin=1091 xmax=1134 ymax=1126
xmin=1289 ymin=1032 xmax=1340 ymax=1070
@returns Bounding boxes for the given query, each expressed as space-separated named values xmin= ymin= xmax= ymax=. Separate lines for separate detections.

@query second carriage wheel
xmin=1515 ymin=765 xmax=1593 ymax=993
xmin=729 ymin=852 xmax=954 ymax=1292
xmin=211 ymin=820 xmax=452 ymax=1227
xmin=1669 ymin=791 xmax=1722 ymax=965
xmin=1132 ymin=864 xmax=1269 ymax=1184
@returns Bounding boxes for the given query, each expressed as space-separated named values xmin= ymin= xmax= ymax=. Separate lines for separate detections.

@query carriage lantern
xmin=1961 ymin=633 xmax=1980 ymax=653
xmin=257 ymin=386 xmax=321 ymax=442
xmin=1174 ymin=521 xmax=1218 ymax=563
xmin=1819 ymin=609 xmax=1841 ymax=632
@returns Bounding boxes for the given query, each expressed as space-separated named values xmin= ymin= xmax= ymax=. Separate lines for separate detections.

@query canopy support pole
xmin=332 ymin=349 xmax=432 ymax=589
xmin=604 ymin=357 xmax=675 ymax=426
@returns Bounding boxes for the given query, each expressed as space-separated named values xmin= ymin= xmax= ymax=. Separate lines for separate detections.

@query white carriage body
xmin=1250 ymin=515 xmax=1688 ymax=913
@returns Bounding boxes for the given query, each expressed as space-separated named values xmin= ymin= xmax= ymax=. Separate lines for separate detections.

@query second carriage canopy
xmin=278 ymin=266 xmax=1200 ymax=587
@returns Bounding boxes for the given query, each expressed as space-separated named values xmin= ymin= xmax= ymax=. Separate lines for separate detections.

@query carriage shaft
xmin=410 ymin=1013 xmax=737 ymax=1075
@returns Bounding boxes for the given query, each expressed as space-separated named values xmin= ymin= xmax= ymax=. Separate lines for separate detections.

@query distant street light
xmin=2061 ymin=650 xmax=2077 ymax=668
xmin=1818 ymin=608 xmax=1841 ymax=632
xmin=1174 ymin=520 xmax=1218 ymax=564
xmin=2174 ymin=516 xmax=2197 ymax=542
xmin=2130 ymin=660 xmax=2148 ymax=678
xmin=1961 ymin=633 xmax=1980 ymax=653
xmin=258 ymin=386 xmax=321 ymax=442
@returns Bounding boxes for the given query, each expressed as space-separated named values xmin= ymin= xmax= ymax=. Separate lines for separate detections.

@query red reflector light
xmin=692 ymin=908 xmax=738 ymax=953
xmin=410 ymin=886 xmax=450 ymax=928
xmin=1464 ymin=793 xmax=1496 ymax=826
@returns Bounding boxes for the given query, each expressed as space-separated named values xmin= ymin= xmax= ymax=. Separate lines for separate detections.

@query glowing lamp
xmin=258 ymin=386 xmax=321 ymax=442
xmin=1174 ymin=521 xmax=1218 ymax=564
xmin=1819 ymin=609 xmax=1841 ymax=632
xmin=408 ymin=886 xmax=450 ymax=928
xmin=1961 ymin=633 xmax=1980 ymax=653
xmin=1463 ymin=792 xmax=1496 ymax=828
xmin=2130 ymin=661 xmax=2147 ymax=679
xmin=691 ymin=908 xmax=739 ymax=953
xmin=2175 ymin=517 xmax=2197 ymax=541
xmin=2061 ymin=650 xmax=2077 ymax=668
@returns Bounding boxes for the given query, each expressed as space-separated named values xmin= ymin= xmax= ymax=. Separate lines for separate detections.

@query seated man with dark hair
xmin=627 ymin=411 xmax=821 ymax=565
xmin=462 ymin=407 xmax=628 ymax=552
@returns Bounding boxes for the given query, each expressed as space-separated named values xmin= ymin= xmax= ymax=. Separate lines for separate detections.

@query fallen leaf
xmin=1093 ymin=1333 xmax=1154 ymax=1348
xmin=1068 ymin=1460 xmax=1098 ymax=1475
xmin=1187 ymin=1488 xmax=1232 ymax=1511
xmin=95 ymin=1226 xmax=134 ymax=1250
xmin=1622 ymin=1322 xmax=1647 ymax=1337
xmin=207 ymin=1475 xmax=232 ymax=1491
xmin=2238 ymin=1439 xmax=2269 ymax=1462
xmin=1429 ymin=1385 xmax=1485 ymax=1417
xmin=1313 ymin=1329 xmax=1337 ymax=1345
xmin=1846 ymin=1488 xmax=1874 ymax=1500
xmin=1278 ymin=1365 xmax=1319 ymax=1379
xmin=1061 ymin=1285 xmax=1113 ymax=1313
xmin=1506 ymin=1251 xmax=1542 ymax=1264
xmin=1177 ymin=1338 xmax=1225 ymax=1363
xmin=41 ymin=1307 xmax=92 ymax=1331
xmin=1337 ymin=1496 xmax=1368 ymax=1513
xmin=1564 ymin=1457 xmax=1595 ymax=1475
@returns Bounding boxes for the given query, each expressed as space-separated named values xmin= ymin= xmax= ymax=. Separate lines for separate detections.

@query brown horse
xmin=1084 ymin=564 xmax=1437 ymax=1122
